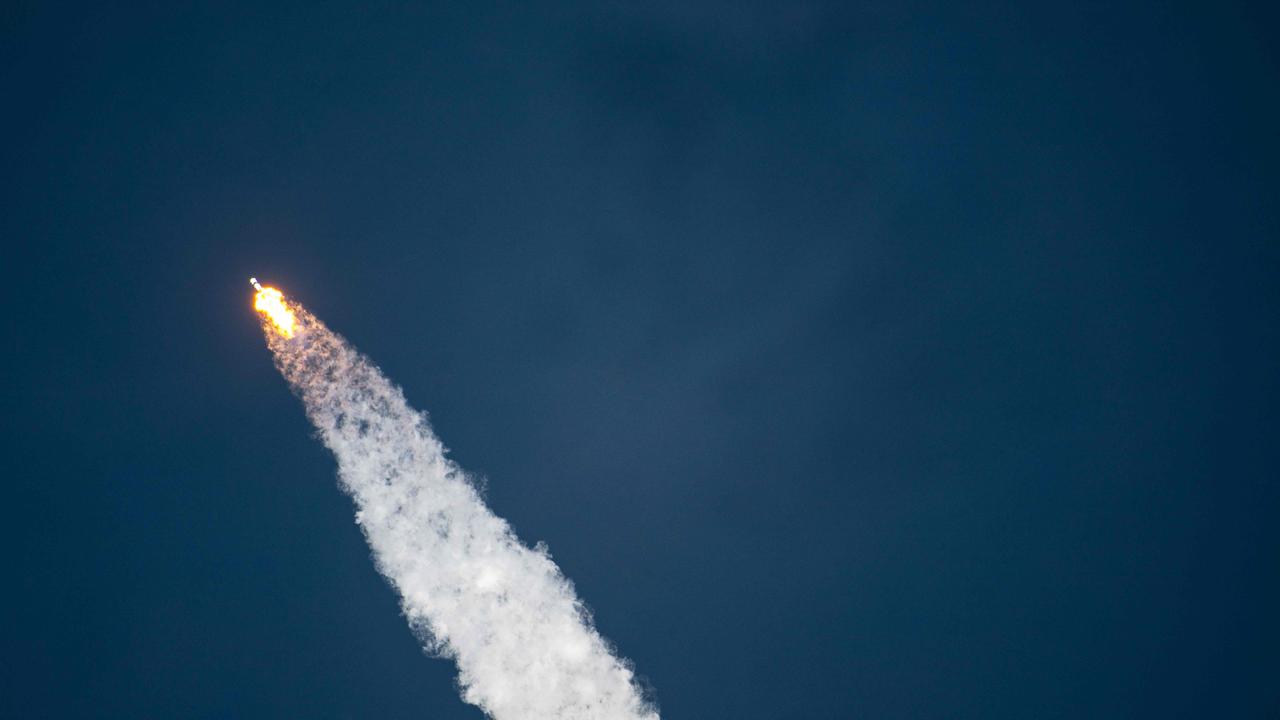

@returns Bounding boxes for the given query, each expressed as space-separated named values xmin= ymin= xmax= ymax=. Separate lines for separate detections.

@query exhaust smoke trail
xmin=251 ymin=283 xmax=658 ymax=720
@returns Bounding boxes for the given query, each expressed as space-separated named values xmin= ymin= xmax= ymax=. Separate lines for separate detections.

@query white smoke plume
xmin=259 ymin=302 xmax=658 ymax=720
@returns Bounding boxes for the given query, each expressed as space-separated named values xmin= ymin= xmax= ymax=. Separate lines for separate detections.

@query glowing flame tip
xmin=252 ymin=282 xmax=297 ymax=338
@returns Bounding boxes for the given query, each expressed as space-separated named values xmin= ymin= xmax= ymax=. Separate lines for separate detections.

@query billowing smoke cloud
xmin=260 ymin=302 xmax=658 ymax=720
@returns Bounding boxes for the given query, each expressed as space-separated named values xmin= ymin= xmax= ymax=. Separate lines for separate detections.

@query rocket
xmin=250 ymin=278 xmax=298 ymax=338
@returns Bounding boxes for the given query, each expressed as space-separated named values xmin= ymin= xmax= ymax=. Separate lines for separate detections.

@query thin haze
xmin=260 ymin=299 xmax=657 ymax=720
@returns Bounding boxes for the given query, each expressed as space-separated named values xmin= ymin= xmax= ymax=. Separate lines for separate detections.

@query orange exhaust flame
xmin=251 ymin=279 xmax=297 ymax=338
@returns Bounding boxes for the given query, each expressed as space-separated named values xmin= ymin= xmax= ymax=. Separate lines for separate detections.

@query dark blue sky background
xmin=3 ymin=2 xmax=1278 ymax=718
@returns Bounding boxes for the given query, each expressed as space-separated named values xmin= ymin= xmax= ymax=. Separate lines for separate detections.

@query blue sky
xmin=3 ymin=2 xmax=1278 ymax=717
